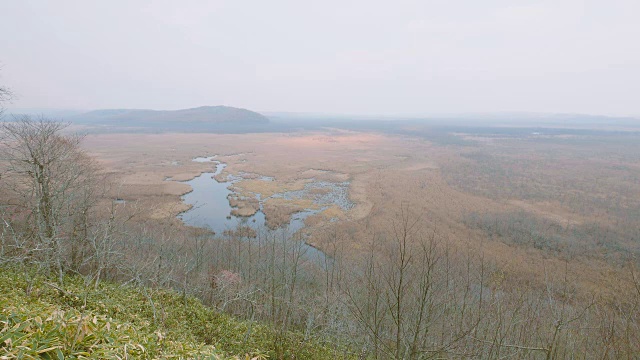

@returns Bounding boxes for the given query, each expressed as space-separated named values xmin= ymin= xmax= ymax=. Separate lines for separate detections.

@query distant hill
xmin=72 ymin=106 xmax=269 ymax=125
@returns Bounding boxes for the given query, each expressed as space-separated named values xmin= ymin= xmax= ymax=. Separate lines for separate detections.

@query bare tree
xmin=0 ymin=66 xmax=13 ymax=118
xmin=0 ymin=116 xmax=100 ymax=283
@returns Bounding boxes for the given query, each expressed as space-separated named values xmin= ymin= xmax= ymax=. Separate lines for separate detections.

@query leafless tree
xmin=0 ymin=68 xmax=13 ymax=118
xmin=0 ymin=116 xmax=101 ymax=283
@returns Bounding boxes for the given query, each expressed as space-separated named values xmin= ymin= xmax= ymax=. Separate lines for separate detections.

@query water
xmin=271 ymin=180 xmax=354 ymax=211
xmin=192 ymin=155 xmax=217 ymax=163
xmin=179 ymin=162 xmax=248 ymax=231
xmin=176 ymin=158 xmax=327 ymax=261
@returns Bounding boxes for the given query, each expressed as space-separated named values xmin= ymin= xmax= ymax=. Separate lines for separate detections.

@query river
xmin=176 ymin=157 xmax=328 ymax=261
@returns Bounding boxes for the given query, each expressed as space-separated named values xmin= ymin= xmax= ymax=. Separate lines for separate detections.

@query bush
xmin=0 ymin=266 xmax=342 ymax=359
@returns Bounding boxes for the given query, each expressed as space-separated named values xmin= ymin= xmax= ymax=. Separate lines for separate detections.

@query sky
xmin=1 ymin=0 xmax=639 ymax=116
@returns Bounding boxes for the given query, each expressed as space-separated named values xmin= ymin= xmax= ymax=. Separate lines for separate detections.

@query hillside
xmin=70 ymin=106 xmax=270 ymax=131
xmin=0 ymin=266 xmax=348 ymax=359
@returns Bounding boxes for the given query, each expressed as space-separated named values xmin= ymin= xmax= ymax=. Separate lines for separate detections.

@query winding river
xmin=176 ymin=157 xmax=327 ymax=261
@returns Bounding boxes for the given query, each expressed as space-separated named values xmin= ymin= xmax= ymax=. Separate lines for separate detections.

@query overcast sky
xmin=1 ymin=0 xmax=639 ymax=116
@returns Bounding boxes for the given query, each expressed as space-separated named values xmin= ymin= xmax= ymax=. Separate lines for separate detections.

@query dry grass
xmin=81 ymin=129 xmax=640 ymax=305
xmin=230 ymin=205 xmax=259 ymax=217
xmin=262 ymin=198 xmax=319 ymax=229
xmin=298 ymin=169 xmax=350 ymax=182
xmin=228 ymin=195 xmax=260 ymax=215
xmin=232 ymin=178 xmax=309 ymax=198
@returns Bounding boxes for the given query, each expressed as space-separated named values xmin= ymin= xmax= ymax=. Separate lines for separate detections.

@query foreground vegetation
xmin=0 ymin=265 xmax=343 ymax=359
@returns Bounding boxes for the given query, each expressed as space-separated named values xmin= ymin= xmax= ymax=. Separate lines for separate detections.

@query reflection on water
xmin=176 ymin=158 xmax=326 ymax=261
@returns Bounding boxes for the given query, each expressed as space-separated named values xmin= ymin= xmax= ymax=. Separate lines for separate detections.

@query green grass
xmin=0 ymin=266 xmax=349 ymax=359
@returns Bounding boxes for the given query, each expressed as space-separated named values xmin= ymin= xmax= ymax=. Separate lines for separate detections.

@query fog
xmin=1 ymin=0 xmax=639 ymax=116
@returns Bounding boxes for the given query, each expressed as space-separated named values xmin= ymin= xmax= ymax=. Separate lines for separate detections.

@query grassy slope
xmin=0 ymin=267 xmax=348 ymax=359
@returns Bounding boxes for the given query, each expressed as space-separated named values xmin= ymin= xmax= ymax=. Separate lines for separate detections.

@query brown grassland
xmin=82 ymin=128 xmax=640 ymax=305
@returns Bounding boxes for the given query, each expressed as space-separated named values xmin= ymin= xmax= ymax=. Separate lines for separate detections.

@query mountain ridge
xmin=71 ymin=105 xmax=269 ymax=125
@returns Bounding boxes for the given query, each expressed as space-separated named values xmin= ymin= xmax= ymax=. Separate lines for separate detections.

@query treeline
xmin=464 ymin=211 xmax=640 ymax=265
xmin=1 ymin=118 xmax=640 ymax=359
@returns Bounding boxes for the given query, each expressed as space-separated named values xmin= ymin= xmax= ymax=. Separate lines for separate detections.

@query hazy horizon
xmin=2 ymin=1 xmax=640 ymax=117
xmin=7 ymin=106 xmax=639 ymax=124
